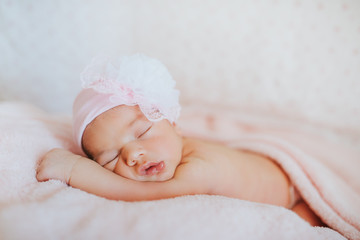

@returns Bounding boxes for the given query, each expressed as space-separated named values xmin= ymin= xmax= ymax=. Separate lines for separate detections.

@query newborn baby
xmin=36 ymin=54 xmax=322 ymax=226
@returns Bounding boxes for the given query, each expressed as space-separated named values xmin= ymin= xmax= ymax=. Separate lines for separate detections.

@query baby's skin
xmin=36 ymin=105 xmax=323 ymax=226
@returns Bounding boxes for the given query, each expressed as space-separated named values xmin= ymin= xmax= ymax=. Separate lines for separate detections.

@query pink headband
xmin=73 ymin=54 xmax=181 ymax=152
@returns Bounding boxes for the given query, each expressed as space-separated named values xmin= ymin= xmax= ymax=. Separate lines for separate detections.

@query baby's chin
xmin=133 ymin=172 xmax=174 ymax=182
xmin=123 ymin=168 xmax=175 ymax=182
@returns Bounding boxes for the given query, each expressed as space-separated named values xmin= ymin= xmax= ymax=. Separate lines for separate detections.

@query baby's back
xmin=178 ymin=138 xmax=291 ymax=207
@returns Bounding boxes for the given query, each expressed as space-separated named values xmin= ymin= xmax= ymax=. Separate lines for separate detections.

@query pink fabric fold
xmin=178 ymin=105 xmax=360 ymax=240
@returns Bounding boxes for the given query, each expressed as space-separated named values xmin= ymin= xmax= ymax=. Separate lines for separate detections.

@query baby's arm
xmin=36 ymin=149 xmax=191 ymax=201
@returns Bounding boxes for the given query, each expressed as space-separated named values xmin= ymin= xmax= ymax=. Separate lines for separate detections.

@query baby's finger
xmin=36 ymin=166 xmax=49 ymax=182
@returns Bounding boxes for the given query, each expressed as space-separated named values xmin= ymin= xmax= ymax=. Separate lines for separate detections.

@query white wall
xmin=1 ymin=0 xmax=359 ymax=133
xmin=0 ymin=0 xmax=134 ymax=112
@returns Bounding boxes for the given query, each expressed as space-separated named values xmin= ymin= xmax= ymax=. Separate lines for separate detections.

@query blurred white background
xmin=1 ymin=0 xmax=359 ymax=134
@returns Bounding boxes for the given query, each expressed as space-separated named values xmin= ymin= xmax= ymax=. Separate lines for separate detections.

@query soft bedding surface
xmin=0 ymin=102 xmax=358 ymax=240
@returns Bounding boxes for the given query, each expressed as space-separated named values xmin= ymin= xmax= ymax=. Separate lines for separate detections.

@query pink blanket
xmin=0 ymin=102 xmax=358 ymax=240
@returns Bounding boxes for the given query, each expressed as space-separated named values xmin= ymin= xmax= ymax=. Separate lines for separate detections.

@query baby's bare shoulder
xmin=175 ymin=156 xmax=206 ymax=179
xmin=171 ymin=152 xmax=215 ymax=195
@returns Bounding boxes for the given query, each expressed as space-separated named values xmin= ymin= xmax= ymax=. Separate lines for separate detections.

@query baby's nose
xmin=126 ymin=148 xmax=144 ymax=167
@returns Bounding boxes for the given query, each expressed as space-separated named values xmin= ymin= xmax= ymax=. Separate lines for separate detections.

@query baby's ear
xmin=172 ymin=123 xmax=182 ymax=135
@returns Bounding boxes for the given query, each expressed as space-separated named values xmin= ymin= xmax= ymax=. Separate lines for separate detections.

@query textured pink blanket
xmin=0 ymin=102 xmax=358 ymax=240
xmin=179 ymin=105 xmax=360 ymax=240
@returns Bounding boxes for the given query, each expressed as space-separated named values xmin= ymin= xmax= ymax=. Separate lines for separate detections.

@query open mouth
xmin=139 ymin=161 xmax=165 ymax=176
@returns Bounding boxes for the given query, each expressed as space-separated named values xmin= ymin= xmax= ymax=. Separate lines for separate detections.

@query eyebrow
xmin=128 ymin=115 xmax=139 ymax=129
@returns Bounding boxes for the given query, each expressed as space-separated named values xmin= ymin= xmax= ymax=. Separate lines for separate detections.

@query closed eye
xmin=138 ymin=124 xmax=152 ymax=138
xmin=103 ymin=156 xmax=118 ymax=167
xmin=101 ymin=153 xmax=119 ymax=167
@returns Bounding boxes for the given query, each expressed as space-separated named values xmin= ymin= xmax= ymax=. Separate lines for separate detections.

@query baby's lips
xmin=138 ymin=161 xmax=165 ymax=176
xmin=150 ymin=161 xmax=165 ymax=175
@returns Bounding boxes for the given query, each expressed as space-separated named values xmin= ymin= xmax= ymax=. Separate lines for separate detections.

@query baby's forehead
xmin=101 ymin=105 xmax=144 ymax=120
xmin=97 ymin=106 xmax=153 ymax=136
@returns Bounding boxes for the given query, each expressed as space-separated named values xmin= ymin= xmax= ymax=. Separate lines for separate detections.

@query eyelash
xmin=138 ymin=125 xmax=152 ymax=138
xmin=102 ymin=154 xmax=119 ymax=167
xmin=101 ymin=152 xmax=120 ymax=167
xmin=102 ymin=124 xmax=152 ymax=166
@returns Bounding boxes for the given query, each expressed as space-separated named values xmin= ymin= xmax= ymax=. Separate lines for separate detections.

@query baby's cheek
xmin=160 ymin=171 xmax=175 ymax=181
xmin=113 ymin=160 xmax=127 ymax=176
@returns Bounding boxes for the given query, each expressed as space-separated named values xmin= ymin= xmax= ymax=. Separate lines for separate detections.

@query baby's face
xmin=82 ymin=105 xmax=183 ymax=182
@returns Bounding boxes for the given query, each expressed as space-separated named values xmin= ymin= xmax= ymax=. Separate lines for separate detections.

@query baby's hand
xmin=36 ymin=148 xmax=82 ymax=184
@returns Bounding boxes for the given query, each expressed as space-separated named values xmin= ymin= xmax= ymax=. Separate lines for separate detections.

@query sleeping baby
xmin=36 ymin=54 xmax=323 ymax=226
